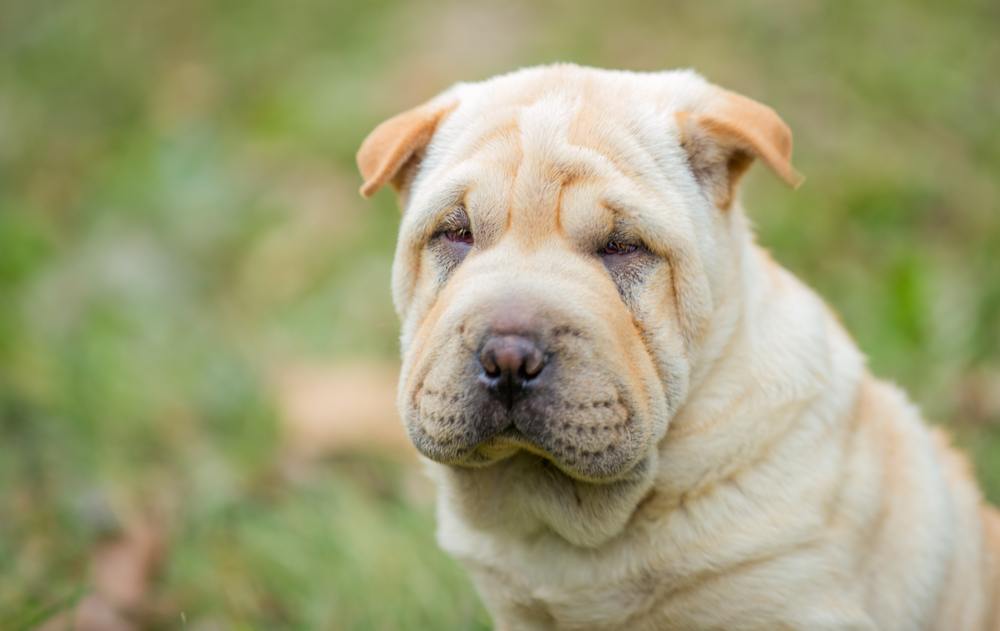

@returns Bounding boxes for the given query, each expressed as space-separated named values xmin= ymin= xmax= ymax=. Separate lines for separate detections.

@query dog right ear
xmin=676 ymin=87 xmax=803 ymax=210
xmin=356 ymin=99 xmax=456 ymax=198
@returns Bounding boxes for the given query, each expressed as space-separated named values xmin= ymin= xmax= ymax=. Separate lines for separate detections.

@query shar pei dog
xmin=356 ymin=64 xmax=1000 ymax=630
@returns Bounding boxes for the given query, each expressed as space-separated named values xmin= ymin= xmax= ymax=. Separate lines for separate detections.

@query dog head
xmin=358 ymin=65 xmax=800 ymax=485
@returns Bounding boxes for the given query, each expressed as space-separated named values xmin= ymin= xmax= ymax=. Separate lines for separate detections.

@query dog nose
xmin=478 ymin=335 xmax=546 ymax=409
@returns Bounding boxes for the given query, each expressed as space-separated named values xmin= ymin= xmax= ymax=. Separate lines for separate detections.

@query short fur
xmin=358 ymin=64 xmax=1000 ymax=630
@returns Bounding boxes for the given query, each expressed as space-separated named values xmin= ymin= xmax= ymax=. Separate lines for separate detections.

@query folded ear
xmin=676 ymin=88 xmax=803 ymax=209
xmin=356 ymin=99 xmax=456 ymax=198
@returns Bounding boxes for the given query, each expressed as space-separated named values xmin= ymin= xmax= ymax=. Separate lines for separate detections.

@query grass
xmin=1 ymin=0 xmax=998 ymax=628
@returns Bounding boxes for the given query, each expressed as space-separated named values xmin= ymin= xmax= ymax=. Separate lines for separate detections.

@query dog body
xmin=358 ymin=65 xmax=1000 ymax=630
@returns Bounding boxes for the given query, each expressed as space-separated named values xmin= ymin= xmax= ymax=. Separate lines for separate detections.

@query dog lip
xmin=492 ymin=425 xmax=535 ymax=449
xmin=472 ymin=426 xmax=536 ymax=458
xmin=455 ymin=423 xmax=642 ymax=484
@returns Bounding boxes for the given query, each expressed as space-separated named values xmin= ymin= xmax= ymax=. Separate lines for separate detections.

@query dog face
xmin=358 ymin=65 xmax=800 ymax=485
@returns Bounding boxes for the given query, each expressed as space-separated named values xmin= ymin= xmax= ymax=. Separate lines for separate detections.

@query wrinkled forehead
xmin=403 ymin=84 xmax=701 ymax=247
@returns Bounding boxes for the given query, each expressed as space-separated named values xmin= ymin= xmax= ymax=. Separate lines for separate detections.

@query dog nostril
xmin=480 ymin=350 xmax=501 ymax=378
xmin=521 ymin=349 xmax=544 ymax=380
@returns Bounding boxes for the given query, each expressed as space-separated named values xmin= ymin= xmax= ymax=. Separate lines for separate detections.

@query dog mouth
xmin=466 ymin=426 xmax=545 ymax=463
xmin=441 ymin=422 xmax=646 ymax=484
xmin=460 ymin=431 xmax=654 ymax=490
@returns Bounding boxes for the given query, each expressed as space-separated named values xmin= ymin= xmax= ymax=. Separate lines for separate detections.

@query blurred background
xmin=2 ymin=0 xmax=998 ymax=628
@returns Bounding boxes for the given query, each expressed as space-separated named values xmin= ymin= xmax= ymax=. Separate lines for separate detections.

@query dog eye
xmin=433 ymin=205 xmax=474 ymax=243
xmin=444 ymin=227 xmax=474 ymax=245
xmin=432 ymin=205 xmax=474 ymax=262
xmin=599 ymin=240 xmax=638 ymax=256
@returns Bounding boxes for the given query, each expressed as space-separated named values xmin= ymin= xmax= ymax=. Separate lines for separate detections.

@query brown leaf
xmin=90 ymin=520 xmax=164 ymax=612
xmin=36 ymin=517 xmax=166 ymax=630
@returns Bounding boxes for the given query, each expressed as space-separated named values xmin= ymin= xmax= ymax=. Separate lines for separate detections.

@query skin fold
xmin=357 ymin=64 xmax=1000 ymax=630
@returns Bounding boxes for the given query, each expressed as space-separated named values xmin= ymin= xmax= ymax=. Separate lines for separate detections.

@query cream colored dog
xmin=357 ymin=64 xmax=1000 ymax=630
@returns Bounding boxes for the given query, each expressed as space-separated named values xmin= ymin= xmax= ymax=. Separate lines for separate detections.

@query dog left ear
xmin=356 ymin=99 xmax=456 ymax=198
xmin=676 ymin=89 xmax=803 ymax=209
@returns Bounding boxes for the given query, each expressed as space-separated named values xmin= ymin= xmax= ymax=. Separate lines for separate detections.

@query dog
xmin=356 ymin=64 xmax=1000 ymax=630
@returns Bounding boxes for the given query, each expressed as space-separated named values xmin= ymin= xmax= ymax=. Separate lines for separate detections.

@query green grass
xmin=1 ymin=0 xmax=998 ymax=628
